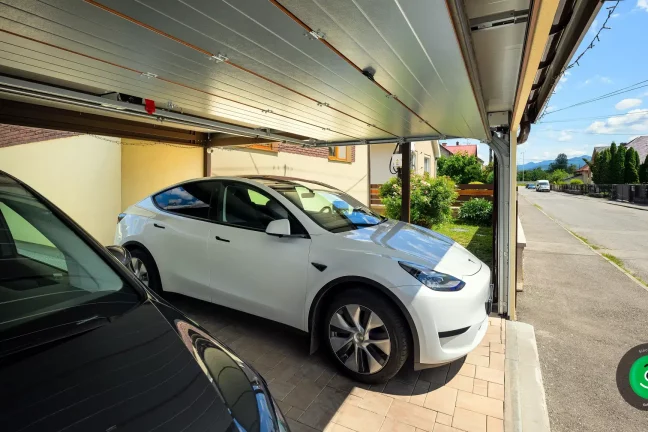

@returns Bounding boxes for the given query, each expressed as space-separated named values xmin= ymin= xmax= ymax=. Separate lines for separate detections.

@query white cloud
xmin=588 ymin=19 xmax=599 ymax=34
xmin=638 ymin=0 xmax=648 ymax=12
xmin=579 ymin=75 xmax=612 ymax=87
xmin=545 ymin=105 xmax=557 ymax=113
xmin=611 ymin=13 xmax=620 ymax=18
xmin=587 ymin=109 xmax=648 ymax=133
xmin=557 ymin=131 xmax=573 ymax=142
xmin=615 ymin=98 xmax=642 ymax=110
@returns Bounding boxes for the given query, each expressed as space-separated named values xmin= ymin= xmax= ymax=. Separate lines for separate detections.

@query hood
xmin=339 ymin=219 xmax=482 ymax=277
xmin=0 ymin=297 xmax=280 ymax=432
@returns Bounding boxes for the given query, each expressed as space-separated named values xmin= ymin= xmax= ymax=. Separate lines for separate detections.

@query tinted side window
xmin=154 ymin=182 xmax=216 ymax=220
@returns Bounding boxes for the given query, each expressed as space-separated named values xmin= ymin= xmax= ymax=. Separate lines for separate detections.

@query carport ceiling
xmin=0 ymin=0 xmax=531 ymax=144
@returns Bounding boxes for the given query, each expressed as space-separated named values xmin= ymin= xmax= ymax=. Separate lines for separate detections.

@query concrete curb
xmin=606 ymin=201 xmax=648 ymax=212
xmin=505 ymin=321 xmax=550 ymax=432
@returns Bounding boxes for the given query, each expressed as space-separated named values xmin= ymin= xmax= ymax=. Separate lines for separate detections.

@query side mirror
xmin=107 ymin=245 xmax=132 ymax=270
xmin=266 ymin=219 xmax=291 ymax=237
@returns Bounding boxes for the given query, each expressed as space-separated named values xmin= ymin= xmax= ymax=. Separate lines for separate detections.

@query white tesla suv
xmin=115 ymin=176 xmax=492 ymax=383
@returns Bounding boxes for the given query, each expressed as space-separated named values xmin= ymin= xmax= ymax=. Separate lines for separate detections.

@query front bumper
xmin=393 ymin=263 xmax=492 ymax=367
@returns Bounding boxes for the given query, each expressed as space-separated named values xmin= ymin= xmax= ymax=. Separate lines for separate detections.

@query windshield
xmin=265 ymin=180 xmax=385 ymax=233
xmin=537 ymin=180 xmax=549 ymax=185
xmin=0 ymin=173 xmax=140 ymax=354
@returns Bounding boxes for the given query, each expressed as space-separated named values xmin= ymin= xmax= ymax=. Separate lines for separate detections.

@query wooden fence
xmin=370 ymin=183 xmax=494 ymax=208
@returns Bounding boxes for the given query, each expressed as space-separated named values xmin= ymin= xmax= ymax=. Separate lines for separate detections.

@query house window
xmin=245 ymin=143 xmax=277 ymax=152
xmin=328 ymin=146 xmax=352 ymax=162
xmin=411 ymin=151 xmax=417 ymax=172
xmin=424 ymin=156 xmax=431 ymax=174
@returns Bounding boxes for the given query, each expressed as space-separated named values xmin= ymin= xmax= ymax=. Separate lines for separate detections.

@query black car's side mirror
xmin=106 ymin=245 xmax=133 ymax=270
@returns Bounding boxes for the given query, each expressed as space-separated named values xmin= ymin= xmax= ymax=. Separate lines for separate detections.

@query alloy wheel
xmin=328 ymin=304 xmax=391 ymax=374
xmin=131 ymin=257 xmax=150 ymax=286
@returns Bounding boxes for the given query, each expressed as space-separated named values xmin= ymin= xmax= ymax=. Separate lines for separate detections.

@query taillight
xmin=117 ymin=213 xmax=126 ymax=223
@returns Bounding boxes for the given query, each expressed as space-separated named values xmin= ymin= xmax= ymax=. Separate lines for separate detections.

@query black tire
xmin=321 ymin=287 xmax=410 ymax=384
xmin=129 ymin=247 xmax=163 ymax=295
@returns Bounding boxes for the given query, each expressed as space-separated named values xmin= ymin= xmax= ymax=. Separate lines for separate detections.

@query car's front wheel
xmin=129 ymin=247 xmax=162 ymax=294
xmin=322 ymin=288 xmax=410 ymax=384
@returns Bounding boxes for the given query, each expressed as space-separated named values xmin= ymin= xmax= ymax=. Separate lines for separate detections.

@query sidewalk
xmin=516 ymin=196 xmax=648 ymax=432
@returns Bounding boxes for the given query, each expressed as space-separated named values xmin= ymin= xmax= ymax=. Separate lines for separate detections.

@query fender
xmin=307 ymin=276 xmax=420 ymax=364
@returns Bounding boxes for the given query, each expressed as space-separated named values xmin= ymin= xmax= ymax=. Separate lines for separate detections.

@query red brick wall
xmin=277 ymin=143 xmax=355 ymax=162
xmin=0 ymin=124 xmax=79 ymax=149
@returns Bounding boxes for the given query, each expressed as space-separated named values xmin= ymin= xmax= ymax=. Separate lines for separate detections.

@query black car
xmin=0 ymin=171 xmax=288 ymax=432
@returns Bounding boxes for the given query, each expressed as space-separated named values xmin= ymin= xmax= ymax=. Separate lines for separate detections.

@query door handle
xmin=215 ymin=236 xmax=230 ymax=243
xmin=153 ymin=223 xmax=165 ymax=229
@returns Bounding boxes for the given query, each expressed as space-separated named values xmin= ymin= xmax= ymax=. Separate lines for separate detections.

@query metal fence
xmin=550 ymin=183 xmax=648 ymax=204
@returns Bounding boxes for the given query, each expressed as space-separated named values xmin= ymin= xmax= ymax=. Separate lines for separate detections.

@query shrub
xmin=570 ymin=179 xmax=584 ymax=185
xmin=437 ymin=153 xmax=484 ymax=184
xmin=379 ymin=174 xmax=457 ymax=226
xmin=458 ymin=198 xmax=493 ymax=226
xmin=486 ymin=171 xmax=495 ymax=184
xmin=469 ymin=181 xmax=484 ymax=184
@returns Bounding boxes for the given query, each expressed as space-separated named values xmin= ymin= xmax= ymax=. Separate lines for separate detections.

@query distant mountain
xmin=517 ymin=155 xmax=590 ymax=171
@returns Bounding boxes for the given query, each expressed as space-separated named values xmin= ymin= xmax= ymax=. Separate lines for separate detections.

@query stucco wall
xmin=0 ymin=135 xmax=121 ymax=245
xmin=210 ymin=145 xmax=369 ymax=204
xmin=121 ymin=141 xmax=203 ymax=210
xmin=370 ymin=141 xmax=437 ymax=184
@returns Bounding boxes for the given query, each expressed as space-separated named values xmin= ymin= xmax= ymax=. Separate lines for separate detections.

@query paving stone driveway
xmin=167 ymin=294 xmax=506 ymax=432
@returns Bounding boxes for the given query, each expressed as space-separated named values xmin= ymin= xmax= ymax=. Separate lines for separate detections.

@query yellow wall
xmin=210 ymin=146 xmax=369 ymax=204
xmin=369 ymin=141 xmax=437 ymax=184
xmin=120 ymin=141 xmax=203 ymax=210
xmin=0 ymin=135 xmax=121 ymax=245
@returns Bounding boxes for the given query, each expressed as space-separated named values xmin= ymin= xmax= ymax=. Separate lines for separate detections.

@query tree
xmin=625 ymin=148 xmax=640 ymax=184
xmin=566 ymin=164 xmax=578 ymax=174
xmin=437 ymin=152 xmax=484 ymax=184
xmin=548 ymin=169 xmax=569 ymax=184
xmin=611 ymin=145 xmax=626 ymax=184
xmin=549 ymin=153 xmax=569 ymax=172
xmin=640 ymin=155 xmax=648 ymax=184
xmin=598 ymin=149 xmax=611 ymax=184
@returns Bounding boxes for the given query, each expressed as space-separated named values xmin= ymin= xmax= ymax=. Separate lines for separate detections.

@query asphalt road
xmin=516 ymin=191 xmax=648 ymax=432
xmin=520 ymin=188 xmax=648 ymax=283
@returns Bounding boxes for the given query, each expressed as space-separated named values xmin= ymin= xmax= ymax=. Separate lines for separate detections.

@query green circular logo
xmin=629 ymin=355 xmax=648 ymax=399
xmin=617 ymin=344 xmax=648 ymax=410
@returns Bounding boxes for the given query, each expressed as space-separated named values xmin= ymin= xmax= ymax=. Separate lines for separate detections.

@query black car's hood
xmin=0 ymin=297 xmax=278 ymax=432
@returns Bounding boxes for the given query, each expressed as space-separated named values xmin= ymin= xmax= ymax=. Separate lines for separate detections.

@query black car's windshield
xmin=0 ymin=173 xmax=139 ymax=353
xmin=264 ymin=179 xmax=385 ymax=233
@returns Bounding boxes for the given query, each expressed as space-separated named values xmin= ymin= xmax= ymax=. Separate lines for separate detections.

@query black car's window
xmin=153 ymin=182 xmax=216 ymax=220
xmin=0 ymin=174 xmax=139 ymax=351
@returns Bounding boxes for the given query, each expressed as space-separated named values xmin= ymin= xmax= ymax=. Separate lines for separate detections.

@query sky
xmin=445 ymin=1 xmax=648 ymax=165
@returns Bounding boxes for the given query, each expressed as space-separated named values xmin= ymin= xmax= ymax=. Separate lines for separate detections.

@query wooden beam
xmin=207 ymin=134 xmax=274 ymax=147
xmin=400 ymin=142 xmax=411 ymax=223
xmin=0 ymin=99 xmax=207 ymax=146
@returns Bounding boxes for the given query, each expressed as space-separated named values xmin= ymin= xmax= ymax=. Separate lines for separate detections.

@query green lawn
xmin=432 ymin=221 xmax=494 ymax=268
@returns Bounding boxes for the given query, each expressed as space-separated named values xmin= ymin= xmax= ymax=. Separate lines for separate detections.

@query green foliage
xmin=437 ymin=153 xmax=484 ymax=184
xmin=611 ymin=145 xmax=626 ymax=184
xmin=590 ymin=148 xmax=611 ymax=184
xmin=640 ymin=155 xmax=648 ymax=183
xmin=458 ymin=198 xmax=493 ymax=226
xmin=624 ymin=148 xmax=640 ymax=184
xmin=469 ymin=181 xmax=484 ymax=184
xmin=549 ymin=153 xmax=569 ymax=172
xmin=548 ymin=169 xmax=568 ymax=184
xmin=517 ymin=166 xmax=548 ymax=182
xmin=379 ymin=174 xmax=457 ymax=226
xmin=566 ymin=164 xmax=578 ymax=174
xmin=570 ymin=179 xmax=584 ymax=185
xmin=486 ymin=171 xmax=495 ymax=184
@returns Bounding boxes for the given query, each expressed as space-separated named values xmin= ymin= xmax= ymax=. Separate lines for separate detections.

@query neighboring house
xmin=441 ymin=142 xmax=484 ymax=164
xmin=368 ymin=140 xmax=441 ymax=209
xmin=0 ymin=124 xmax=368 ymax=244
xmin=573 ymin=164 xmax=591 ymax=184
xmin=623 ymin=136 xmax=648 ymax=164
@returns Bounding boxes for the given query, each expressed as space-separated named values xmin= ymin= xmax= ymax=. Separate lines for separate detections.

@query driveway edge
xmin=505 ymin=321 xmax=550 ymax=432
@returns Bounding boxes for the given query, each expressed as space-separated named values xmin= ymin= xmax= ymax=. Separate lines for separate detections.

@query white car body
xmin=115 ymin=176 xmax=491 ymax=369
xmin=536 ymin=180 xmax=550 ymax=192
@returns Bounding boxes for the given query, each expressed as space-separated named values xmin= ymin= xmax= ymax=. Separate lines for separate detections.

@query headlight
xmin=399 ymin=261 xmax=465 ymax=291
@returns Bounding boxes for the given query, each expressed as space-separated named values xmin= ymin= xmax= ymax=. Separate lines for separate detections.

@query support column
xmin=489 ymin=133 xmax=513 ymax=318
xmin=203 ymin=147 xmax=212 ymax=177
xmin=400 ymin=142 xmax=411 ymax=223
